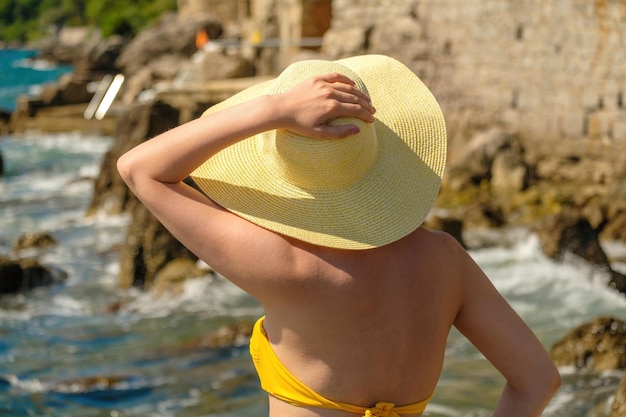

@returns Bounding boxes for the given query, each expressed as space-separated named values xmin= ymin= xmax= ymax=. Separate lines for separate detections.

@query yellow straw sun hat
xmin=191 ymin=54 xmax=447 ymax=249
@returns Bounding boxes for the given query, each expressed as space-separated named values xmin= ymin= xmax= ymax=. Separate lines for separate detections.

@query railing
xmin=84 ymin=74 xmax=125 ymax=120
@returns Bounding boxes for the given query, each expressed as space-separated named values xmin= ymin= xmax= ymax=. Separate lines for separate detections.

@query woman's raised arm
xmin=117 ymin=73 xmax=374 ymax=191
xmin=115 ymin=73 xmax=375 ymax=298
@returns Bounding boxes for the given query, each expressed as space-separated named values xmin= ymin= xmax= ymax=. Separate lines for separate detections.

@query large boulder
xmin=550 ymin=317 xmax=626 ymax=371
xmin=536 ymin=208 xmax=626 ymax=294
xmin=1 ymin=232 xmax=64 ymax=294
xmin=87 ymin=99 xmax=205 ymax=291
xmin=551 ymin=317 xmax=626 ymax=417
xmin=536 ymin=209 xmax=626 ymax=295
xmin=537 ymin=209 xmax=610 ymax=268
xmin=0 ymin=257 xmax=66 ymax=295
xmin=118 ymin=203 xmax=197 ymax=290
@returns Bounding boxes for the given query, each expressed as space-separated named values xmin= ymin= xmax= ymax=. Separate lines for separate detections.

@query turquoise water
xmin=1 ymin=52 xmax=626 ymax=416
xmin=0 ymin=49 xmax=73 ymax=112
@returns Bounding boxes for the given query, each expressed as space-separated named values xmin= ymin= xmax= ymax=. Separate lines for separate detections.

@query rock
xmin=150 ymin=54 xmax=189 ymax=81
xmin=39 ymin=27 xmax=126 ymax=75
xmin=118 ymin=203 xmax=197 ymax=290
xmin=0 ymin=109 xmax=10 ymax=136
xmin=535 ymin=209 xmax=626 ymax=295
xmin=116 ymin=15 xmax=227 ymax=104
xmin=87 ymin=99 xmax=205 ymax=291
xmin=611 ymin=371 xmax=626 ymax=417
xmin=444 ymin=127 xmax=524 ymax=192
xmin=75 ymin=35 xmax=126 ymax=74
xmin=39 ymin=73 xmax=93 ymax=107
xmin=37 ymin=27 xmax=97 ymax=65
xmin=536 ymin=209 xmax=610 ymax=268
xmin=151 ymin=258 xmax=212 ymax=297
xmin=609 ymin=271 xmax=626 ymax=296
xmin=13 ymin=232 xmax=57 ymax=252
xmin=120 ymin=67 xmax=154 ymax=106
xmin=0 ymin=259 xmax=22 ymax=294
xmin=0 ymin=257 xmax=66 ymax=295
xmin=550 ymin=317 xmax=626 ymax=371
xmin=197 ymin=321 xmax=254 ymax=349
xmin=87 ymin=102 xmax=181 ymax=216
xmin=50 ymin=374 xmax=152 ymax=406
xmin=424 ymin=214 xmax=466 ymax=248
xmin=490 ymin=146 xmax=528 ymax=193
xmin=602 ymin=182 xmax=626 ymax=243
xmin=116 ymin=13 xmax=223 ymax=76
xmin=176 ymin=50 xmax=255 ymax=85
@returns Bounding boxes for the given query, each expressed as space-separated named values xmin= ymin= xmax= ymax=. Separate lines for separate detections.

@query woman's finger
xmin=331 ymin=89 xmax=376 ymax=115
xmin=312 ymin=123 xmax=361 ymax=140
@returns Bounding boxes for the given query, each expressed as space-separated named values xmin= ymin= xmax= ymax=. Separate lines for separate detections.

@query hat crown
xmin=263 ymin=59 xmax=378 ymax=190
xmin=264 ymin=119 xmax=378 ymax=190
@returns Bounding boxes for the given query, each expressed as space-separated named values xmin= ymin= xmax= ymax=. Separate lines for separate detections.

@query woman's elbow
xmin=116 ymin=151 xmax=139 ymax=191
xmin=545 ymin=363 xmax=562 ymax=395
xmin=529 ymin=360 xmax=562 ymax=401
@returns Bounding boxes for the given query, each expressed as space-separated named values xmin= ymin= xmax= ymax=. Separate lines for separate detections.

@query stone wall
xmin=323 ymin=0 xmax=626 ymax=144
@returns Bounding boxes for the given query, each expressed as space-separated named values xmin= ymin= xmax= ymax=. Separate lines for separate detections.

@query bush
xmin=0 ymin=0 xmax=177 ymax=42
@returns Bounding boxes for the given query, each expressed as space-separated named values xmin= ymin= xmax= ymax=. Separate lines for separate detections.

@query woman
xmin=117 ymin=55 xmax=560 ymax=417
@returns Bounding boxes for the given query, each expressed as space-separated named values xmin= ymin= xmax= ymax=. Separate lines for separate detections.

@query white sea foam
xmin=118 ymin=274 xmax=260 ymax=319
xmin=470 ymin=232 xmax=626 ymax=337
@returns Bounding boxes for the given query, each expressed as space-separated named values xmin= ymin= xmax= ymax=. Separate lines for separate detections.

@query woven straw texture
xmin=191 ymin=54 xmax=447 ymax=249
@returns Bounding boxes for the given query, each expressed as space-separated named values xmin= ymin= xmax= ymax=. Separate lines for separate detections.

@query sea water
xmin=0 ymin=49 xmax=73 ymax=112
xmin=1 ymin=52 xmax=626 ymax=417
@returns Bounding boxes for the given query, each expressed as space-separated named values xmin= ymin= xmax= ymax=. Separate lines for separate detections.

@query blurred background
xmin=1 ymin=1 xmax=626 ymax=416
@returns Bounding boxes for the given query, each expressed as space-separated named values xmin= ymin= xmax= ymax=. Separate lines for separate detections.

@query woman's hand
xmin=271 ymin=73 xmax=376 ymax=139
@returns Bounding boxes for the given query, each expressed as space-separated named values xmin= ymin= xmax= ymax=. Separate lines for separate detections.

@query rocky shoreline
xmin=2 ymin=3 xmax=626 ymax=414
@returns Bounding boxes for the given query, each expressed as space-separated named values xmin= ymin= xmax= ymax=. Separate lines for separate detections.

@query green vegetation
xmin=0 ymin=0 xmax=177 ymax=43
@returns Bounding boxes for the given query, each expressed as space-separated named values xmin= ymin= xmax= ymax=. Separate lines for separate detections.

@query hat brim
xmin=191 ymin=54 xmax=447 ymax=249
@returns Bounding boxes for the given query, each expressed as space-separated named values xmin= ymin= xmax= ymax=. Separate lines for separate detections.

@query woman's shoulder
xmin=410 ymin=226 xmax=465 ymax=253
xmin=398 ymin=227 xmax=470 ymax=280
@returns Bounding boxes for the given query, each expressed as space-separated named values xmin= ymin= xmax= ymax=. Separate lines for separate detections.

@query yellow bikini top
xmin=249 ymin=316 xmax=433 ymax=417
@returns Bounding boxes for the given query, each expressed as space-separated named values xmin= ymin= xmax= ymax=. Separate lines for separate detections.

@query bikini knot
xmin=363 ymin=402 xmax=400 ymax=417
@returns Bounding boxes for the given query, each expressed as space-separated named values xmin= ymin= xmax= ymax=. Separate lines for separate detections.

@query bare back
xmin=258 ymin=227 xmax=462 ymax=417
